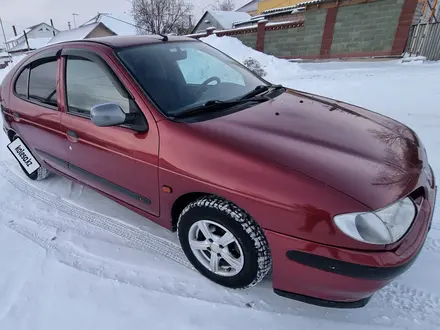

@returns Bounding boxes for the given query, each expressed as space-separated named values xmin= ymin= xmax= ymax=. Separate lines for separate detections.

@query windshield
xmin=117 ymin=41 xmax=269 ymax=116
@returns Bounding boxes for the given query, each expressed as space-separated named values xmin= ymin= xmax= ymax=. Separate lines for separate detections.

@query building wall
xmin=27 ymin=23 xmax=57 ymax=39
xmin=235 ymin=32 xmax=258 ymax=48
xmin=264 ymin=10 xmax=326 ymax=57
xmin=190 ymin=0 xmax=416 ymax=59
xmin=257 ymin=0 xmax=305 ymax=13
xmin=331 ymin=0 xmax=405 ymax=54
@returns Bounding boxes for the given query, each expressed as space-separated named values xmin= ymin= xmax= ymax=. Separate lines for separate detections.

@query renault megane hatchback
xmin=0 ymin=35 xmax=436 ymax=308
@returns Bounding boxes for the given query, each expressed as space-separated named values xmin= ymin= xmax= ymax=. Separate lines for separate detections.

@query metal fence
xmin=406 ymin=23 xmax=440 ymax=61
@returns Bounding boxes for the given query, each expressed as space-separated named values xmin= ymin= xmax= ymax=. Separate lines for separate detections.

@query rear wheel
xmin=12 ymin=136 xmax=50 ymax=181
xmin=177 ymin=196 xmax=271 ymax=289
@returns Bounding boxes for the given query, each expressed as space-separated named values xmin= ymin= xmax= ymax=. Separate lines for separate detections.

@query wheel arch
xmin=7 ymin=129 xmax=16 ymax=142
xmin=171 ymin=192 xmax=211 ymax=231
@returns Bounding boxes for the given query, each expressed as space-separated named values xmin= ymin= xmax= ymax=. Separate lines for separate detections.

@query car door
xmin=5 ymin=50 xmax=68 ymax=173
xmin=59 ymin=47 xmax=160 ymax=216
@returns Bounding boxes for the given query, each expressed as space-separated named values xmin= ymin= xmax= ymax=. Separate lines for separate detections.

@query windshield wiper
xmin=239 ymin=84 xmax=285 ymax=100
xmin=239 ymin=85 xmax=270 ymax=100
xmin=173 ymin=96 xmax=269 ymax=119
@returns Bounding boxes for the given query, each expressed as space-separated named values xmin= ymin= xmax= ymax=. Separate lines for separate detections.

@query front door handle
xmin=66 ymin=130 xmax=79 ymax=143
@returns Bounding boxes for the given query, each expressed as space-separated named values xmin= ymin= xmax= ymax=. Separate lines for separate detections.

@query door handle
xmin=66 ymin=130 xmax=79 ymax=143
xmin=12 ymin=112 xmax=20 ymax=122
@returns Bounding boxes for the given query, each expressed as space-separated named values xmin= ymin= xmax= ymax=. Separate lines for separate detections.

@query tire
xmin=177 ymin=196 xmax=271 ymax=289
xmin=12 ymin=136 xmax=51 ymax=181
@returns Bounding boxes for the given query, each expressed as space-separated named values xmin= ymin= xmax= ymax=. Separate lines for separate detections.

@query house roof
xmin=236 ymin=0 xmax=258 ymax=12
xmin=47 ymin=22 xmax=115 ymax=45
xmin=81 ymin=13 xmax=140 ymax=36
xmin=5 ymin=22 xmax=58 ymax=44
xmin=209 ymin=11 xmax=251 ymax=28
xmin=261 ymin=0 xmax=327 ymax=14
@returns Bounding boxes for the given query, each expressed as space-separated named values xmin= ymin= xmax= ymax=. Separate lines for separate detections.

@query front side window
xmin=15 ymin=67 xmax=29 ymax=98
xmin=117 ymin=41 xmax=267 ymax=116
xmin=29 ymin=59 xmax=58 ymax=107
xmin=65 ymin=56 xmax=130 ymax=116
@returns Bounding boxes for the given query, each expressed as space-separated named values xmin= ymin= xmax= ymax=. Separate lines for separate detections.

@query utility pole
xmin=0 ymin=17 xmax=8 ymax=50
xmin=23 ymin=30 xmax=30 ymax=51
xmin=68 ymin=21 xmax=71 ymax=30
xmin=50 ymin=19 xmax=56 ymax=36
xmin=72 ymin=13 xmax=79 ymax=28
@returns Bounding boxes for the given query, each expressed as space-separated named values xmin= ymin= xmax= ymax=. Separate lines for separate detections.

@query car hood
xmin=189 ymin=89 xmax=425 ymax=209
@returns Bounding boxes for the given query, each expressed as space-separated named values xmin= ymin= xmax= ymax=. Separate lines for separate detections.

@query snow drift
xmin=201 ymin=35 xmax=303 ymax=85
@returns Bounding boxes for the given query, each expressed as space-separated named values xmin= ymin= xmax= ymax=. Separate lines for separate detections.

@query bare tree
xmin=215 ymin=0 xmax=235 ymax=11
xmin=131 ymin=0 xmax=194 ymax=35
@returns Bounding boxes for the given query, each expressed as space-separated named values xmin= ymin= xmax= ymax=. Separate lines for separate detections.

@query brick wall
xmin=264 ymin=10 xmax=326 ymax=57
xmin=331 ymin=0 xmax=405 ymax=55
xmin=188 ymin=0 xmax=418 ymax=59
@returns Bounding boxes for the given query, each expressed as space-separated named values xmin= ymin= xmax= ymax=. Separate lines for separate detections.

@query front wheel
xmin=177 ymin=196 xmax=271 ymax=289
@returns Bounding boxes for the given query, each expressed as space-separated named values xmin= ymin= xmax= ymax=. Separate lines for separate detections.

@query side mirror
xmin=91 ymin=103 xmax=126 ymax=127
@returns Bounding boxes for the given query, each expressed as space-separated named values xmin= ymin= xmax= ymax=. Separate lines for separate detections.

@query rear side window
xmin=15 ymin=67 xmax=29 ymax=98
xmin=65 ymin=57 xmax=129 ymax=116
xmin=29 ymin=59 xmax=58 ymax=107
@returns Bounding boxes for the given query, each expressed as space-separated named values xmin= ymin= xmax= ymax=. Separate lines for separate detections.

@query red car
xmin=0 ymin=36 xmax=436 ymax=308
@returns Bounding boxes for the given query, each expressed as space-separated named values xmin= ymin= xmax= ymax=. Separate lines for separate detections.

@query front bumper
xmin=267 ymin=184 xmax=436 ymax=308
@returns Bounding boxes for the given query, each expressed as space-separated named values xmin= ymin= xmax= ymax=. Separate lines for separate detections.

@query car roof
xmin=62 ymin=35 xmax=197 ymax=49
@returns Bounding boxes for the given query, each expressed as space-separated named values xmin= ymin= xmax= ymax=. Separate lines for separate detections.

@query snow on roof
xmin=262 ymin=0 xmax=327 ymax=14
xmin=47 ymin=23 xmax=101 ymax=45
xmin=208 ymin=11 xmax=251 ymax=29
xmin=0 ymin=52 xmax=9 ymax=58
xmin=82 ymin=13 xmax=139 ymax=36
xmin=8 ymin=37 xmax=51 ymax=52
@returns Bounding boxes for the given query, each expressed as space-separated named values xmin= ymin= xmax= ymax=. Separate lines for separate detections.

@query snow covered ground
xmin=0 ymin=38 xmax=440 ymax=330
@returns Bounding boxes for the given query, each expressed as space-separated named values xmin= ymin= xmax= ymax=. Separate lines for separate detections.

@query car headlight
xmin=334 ymin=197 xmax=416 ymax=245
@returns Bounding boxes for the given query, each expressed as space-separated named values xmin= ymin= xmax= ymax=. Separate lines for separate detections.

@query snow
xmin=1 ymin=35 xmax=440 ymax=330
xmin=201 ymin=35 xmax=304 ymax=83
xmin=47 ymin=23 xmax=100 ymax=45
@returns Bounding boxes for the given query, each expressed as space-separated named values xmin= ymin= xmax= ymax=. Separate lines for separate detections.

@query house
xmin=4 ymin=22 xmax=58 ymax=51
xmin=81 ymin=13 xmax=140 ymax=35
xmin=235 ymin=0 xmax=259 ymax=16
xmin=7 ymin=37 xmax=52 ymax=55
xmin=191 ymin=10 xmax=251 ymax=34
xmin=234 ymin=2 xmax=308 ymax=28
xmin=257 ymin=0 xmax=307 ymax=13
xmin=47 ymin=22 xmax=116 ymax=45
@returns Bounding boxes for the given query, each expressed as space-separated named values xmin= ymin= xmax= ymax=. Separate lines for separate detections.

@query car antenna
xmin=158 ymin=33 xmax=168 ymax=42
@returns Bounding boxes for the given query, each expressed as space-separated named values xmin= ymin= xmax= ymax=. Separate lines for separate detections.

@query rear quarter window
xmin=14 ymin=67 xmax=29 ymax=98
xmin=28 ymin=60 xmax=57 ymax=107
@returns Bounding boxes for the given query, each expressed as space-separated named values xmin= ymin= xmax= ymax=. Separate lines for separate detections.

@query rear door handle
xmin=66 ymin=130 xmax=79 ymax=143
xmin=12 ymin=112 xmax=20 ymax=122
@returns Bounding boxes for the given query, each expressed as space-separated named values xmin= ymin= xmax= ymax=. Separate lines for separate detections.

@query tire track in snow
xmin=424 ymin=237 xmax=440 ymax=254
xmin=377 ymin=281 xmax=440 ymax=326
xmin=0 ymin=202 xmax=148 ymax=255
xmin=5 ymin=219 xmax=264 ymax=312
xmin=3 ymin=161 xmax=440 ymax=328
xmin=0 ymin=162 xmax=193 ymax=270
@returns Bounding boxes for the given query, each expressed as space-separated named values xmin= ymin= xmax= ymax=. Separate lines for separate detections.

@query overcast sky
xmin=0 ymin=0 xmax=249 ymax=43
